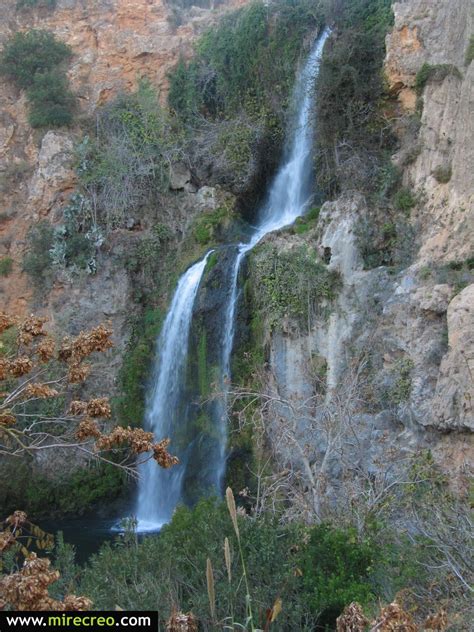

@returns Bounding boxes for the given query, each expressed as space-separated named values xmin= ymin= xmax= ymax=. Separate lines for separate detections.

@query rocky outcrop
xmin=0 ymin=0 xmax=245 ymax=316
xmin=255 ymin=0 xmax=473 ymax=499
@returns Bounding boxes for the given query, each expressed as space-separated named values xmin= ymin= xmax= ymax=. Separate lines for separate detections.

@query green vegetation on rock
xmin=169 ymin=0 xmax=324 ymax=193
xmin=115 ymin=308 xmax=163 ymax=428
xmin=0 ymin=29 xmax=74 ymax=128
xmin=315 ymin=0 xmax=394 ymax=195
xmin=251 ymin=244 xmax=341 ymax=331
xmin=76 ymin=80 xmax=181 ymax=229
xmin=415 ymin=63 xmax=462 ymax=94
xmin=0 ymin=257 xmax=13 ymax=277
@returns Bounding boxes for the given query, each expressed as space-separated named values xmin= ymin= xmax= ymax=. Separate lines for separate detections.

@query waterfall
xmin=133 ymin=28 xmax=330 ymax=531
xmin=135 ymin=252 xmax=213 ymax=531
xmin=220 ymin=27 xmax=331 ymax=419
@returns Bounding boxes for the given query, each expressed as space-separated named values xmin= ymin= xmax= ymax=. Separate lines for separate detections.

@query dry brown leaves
xmin=58 ymin=324 xmax=112 ymax=384
xmin=0 ymin=312 xmax=16 ymax=335
xmin=17 ymin=315 xmax=47 ymax=345
xmin=68 ymin=363 xmax=91 ymax=384
xmin=96 ymin=426 xmax=154 ymax=453
xmin=70 ymin=398 xmax=111 ymax=419
xmin=336 ymin=602 xmax=369 ymax=632
xmin=0 ymin=359 xmax=8 ymax=380
xmin=0 ymin=553 xmax=92 ymax=611
xmin=6 ymin=511 xmax=28 ymax=528
xmin=59 ymin=324 xmax=113 ymax=365
xmin=153 ymin=438 xmax=179 ymax=468
xmin=94 ymin=427 xmax=179 ymax=468
xmin=337 ymin=602 xmax=449 ymax=632
xmin=8 ymin=357 xmax=34 ymax=377
xmin=166 ymin=610 xmax=198 ymax=632
xmin=75 ymin=418 xmax=101 ymax=441
xmin=0 ymin=410 xmax=16 ymax=427
xmin=35 ymin=337 xmax=56 ymax=363
xmin=23 ymin=384 xmax=59 ymax=399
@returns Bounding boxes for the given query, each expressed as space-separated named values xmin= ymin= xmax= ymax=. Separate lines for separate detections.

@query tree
xmin=0 ymin=311 xmax=177 ymax=473
xmin=0 ymin=311 xmax=178 ymax=610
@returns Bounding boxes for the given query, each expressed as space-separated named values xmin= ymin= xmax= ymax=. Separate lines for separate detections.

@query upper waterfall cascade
xmin=134 ymin=27 xmax=331 ymax=532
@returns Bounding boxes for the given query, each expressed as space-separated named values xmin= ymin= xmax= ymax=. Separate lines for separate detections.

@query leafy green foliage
xmin=393 ymin=187 xmax=416 ymax=213
xmin=0 ymin=458 xmax=124 ymax=519
xmin=192 ymin=205 xmax=233 ymax=245
xmin=27 ymin=70 xmax=75 ymax=128
xmin=415 ymin=63 xmax=462 ymax=94
xmin=0 ymin=29 xmax=74 ymax=128
xmin=0 ymin=257 xmax=13 ymax=276
xmin=387 ymin=358 xmax=414 ymax=405
xmin=77 ymin=81 xmax=180 ymax=229
xmin=251 ymin=245 xmax=341 ymax=330
xmin=115 ymin=308 xmax=163 ymax=428
xmin=315 ymin=0 xmax=395 ymax=195
xmin=301 ymin=524 xmax=375 ymax=627
xmin=80 ymin=499 xmax=309 ymax=628
xmin=23 ymin=221 xmax=55 ymax=289
xmin=169 ymin=0 xmax=324 ymax=194
xmin=0 ymin=30 xmax=71 ymax=89
xmin=170 ymin=0 xmax=323 ymax=122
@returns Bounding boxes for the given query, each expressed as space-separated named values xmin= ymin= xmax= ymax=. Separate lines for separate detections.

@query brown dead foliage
xmin=0 ymin=410 xmax=16 ymax=427
xmin=0 ymin=553 xmax=92 ymax=611
xmin=59 ymin=324 xmax=113 ymax=365
xmin=17 ymin=315 xmax=47 ymax=345
xmin=23 ymin=384 xmax=59 ymax=399
xmin=75 ymin=418 xmax=101 ymax=441
xmin=336 ymin=602 xmax=449 ymax=632
xmin=166 ymin=610 xmax=198 ymax=632
xmin=0 ymin=312 xmax=16 ymax=335
xmin=35 ymin=337 xmax=56 ymax=363
xmin=8 ymin=356 xmax=34 ymax=377
xmin=336 ymin=602 xmax=369 ymax=632
xmin=153 ymin=438 xmax=180 ymax=468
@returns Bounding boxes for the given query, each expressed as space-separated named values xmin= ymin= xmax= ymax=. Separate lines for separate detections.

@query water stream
xmin=134 ymin=27 xmax=330 ymax=532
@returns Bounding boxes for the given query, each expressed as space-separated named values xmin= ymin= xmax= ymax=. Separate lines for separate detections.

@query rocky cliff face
xmin=0 ymin=0 xmax=243 ymax=317
xmin=253 ymin=0 xmax=473 ymax=508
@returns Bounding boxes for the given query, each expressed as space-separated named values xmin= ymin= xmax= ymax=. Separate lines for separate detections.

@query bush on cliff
xmin=0 ymin=29 xmax=74 ymax=128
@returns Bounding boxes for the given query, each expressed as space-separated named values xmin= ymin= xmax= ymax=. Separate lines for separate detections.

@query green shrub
xmin=23 ymin=221 xmax=55 ymax=288
xmin=432 ymin=164 xmax=452 ymax=183
xmin=0 ymin=256 xmax=13 ymax=276
xmin=315 ymin=0 xmax=395 ymax=195
xmin=192 ymin=205 xmax=233 ymax=245
xmin=169 ymin=0 xmax=323 ymax=122
xmin=251 ymin=245 xmax=341 ymax=330
xmin=393 ymin=187 xmax=416 ymax=213
xmin=388 ymin=357 xmax=414 ymax=405
xmin=76 ymin=81 xmax=179 ymax=229
xmin=415 ymin=63 xmax=462 ymax=94
xmin=81 ymin=499 xmax=312 ymax=628
xmin=301 ymin=524 xmax=376 ymax=627
xmin=0 ymin=30 xmax=71 ymax=90
xmin=0 ymin=29 xmax=74 ymax=129
xmin=27 ymin=70 xmax=75 ymax=128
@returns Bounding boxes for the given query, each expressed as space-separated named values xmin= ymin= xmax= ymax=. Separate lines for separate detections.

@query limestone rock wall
xmin=260 ymin=0 xmax=473 ymax=495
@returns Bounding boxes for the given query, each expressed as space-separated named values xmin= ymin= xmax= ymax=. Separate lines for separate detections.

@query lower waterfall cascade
xmin=134 ymin=27 xmax=331 ymax=532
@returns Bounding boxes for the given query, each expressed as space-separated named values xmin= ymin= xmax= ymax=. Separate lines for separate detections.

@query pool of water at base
xmin=39 ymin=514 xmax=161 ymax=566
